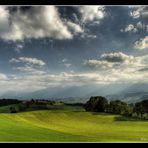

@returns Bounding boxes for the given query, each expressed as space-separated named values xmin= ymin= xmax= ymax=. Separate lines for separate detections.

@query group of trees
xmin=24 ymin=99 xmax=56 ymax=107
xmin=0 ymin=99 xmax=21 ymax=107
xmin=1 ymin=97 xmax=148 ymax=119
xmin=84 ymin=96 xmax=148 ymax=119
xmin=133 ymin=100 xmax=148 ymax=119
xmin=85 ymin=96 xmax=108 ymax=112
xmin=9 ymin=99 xmax=58 ymax=113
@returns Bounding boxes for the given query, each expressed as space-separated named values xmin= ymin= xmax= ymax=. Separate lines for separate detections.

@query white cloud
xmin=78 ymin=6 xmax=105 ymax=23
xmin=84 ymin=59 xmax=114 ymax=69
xmin=100 ymin=52 xmax=135 ymax=63
xmin=0 ymin=6 xmax=106 ymax=42
xmin=1 ymin=64 xmax=148 ymax=95
xmin=129 ymin=6 xmax=145 ymax=19
xmin=84 ymin=52 xmax=148 ymax=84
xmin=2 ymin=52 xmax=148 ymax=94
xmin=10 ymin=57 xmax=46 ymax=76
xmin=121 ymin=24 xmax=137 ymax=33
xmin=134 ymin=36 xmax=148 ymax=50
xmin=9 ymin=58 xmax=20 ymax=63
xmin=120 ymin=22 xmax=148 ymax=33
xmin=19 ymin=57 xmax=45 ymax=67
xmin=66 ymin=21 xmax=83 ymax=34
xmin=130 ymin=9 xmax=141 ymax=19
xmin=129 ymin=6 xmax=148 ymax=19
xmin=0 ymin=6 xmax=73 ymax=41
xmin=84 ymin=52 xmax=145 ymax=71
xmin=10 ymin=57 xmax=46 ymax=67
xmin=0 ymin=73 xmax=7 ymax=80
xmin=62 ymin=58 xmax=68 ymax=63
xmin=0 ymin=71 xmax=117 ymax=94
xmin=15 ymin=66 xmax=46 ymax=75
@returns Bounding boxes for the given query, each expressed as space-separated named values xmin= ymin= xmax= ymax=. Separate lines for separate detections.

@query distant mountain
xmin=107 ymin=92 xmax=148 ymax=103
xmin=0 ymin=83 xmax=148 ymax=103
xmin=106 ymin=83 xmax=148 ymax=103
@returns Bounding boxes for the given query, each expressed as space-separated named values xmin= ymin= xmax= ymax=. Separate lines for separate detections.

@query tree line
xmin=84 ymin=96 xmax=148 ymax=120
xmin=0 ymin=99 xmax=21 ymax=106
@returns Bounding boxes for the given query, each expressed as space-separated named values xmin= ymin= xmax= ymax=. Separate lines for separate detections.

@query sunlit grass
xmin=0 ymin=105 xmax=148 ymax=142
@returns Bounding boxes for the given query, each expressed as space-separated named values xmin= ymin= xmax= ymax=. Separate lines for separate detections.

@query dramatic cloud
xmin=0 ymin=72 xmax=113 ymax=94
xmin=0 ymin=70 xmax=131 ymax=95
xmin=0 ymin=6 xmax=74 ymax=41
xmin=134 ymin=36 xmax=148 ymax=50
xmin=66 ymin=21 xmax=83 ymax=34
xmin=1 ymin=6 xmax=148 ymax=97
xmin=2 ymin=52 xmax=148 ymax=94
xmin=1 ymin=66 xmax=148 ymax=95
xmin=78 ymin=6 xmax=106 ymax=24
xmin=84 ymin=52 xmax=145 ymax=71
xmin=0 ymin=6 xmax=107 ymax=42
xmin=100 ymin=52 xmax=135 ymax=63
xmin=84 ymin=52 xmax=148 ymax=85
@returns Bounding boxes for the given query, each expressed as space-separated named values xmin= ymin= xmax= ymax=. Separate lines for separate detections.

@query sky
xmin=0 ymin=5 xmax=148 ymax=98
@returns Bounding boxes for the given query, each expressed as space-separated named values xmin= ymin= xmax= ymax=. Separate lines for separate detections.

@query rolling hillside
xmin=0 ymin=105 xmax=148 ymax=142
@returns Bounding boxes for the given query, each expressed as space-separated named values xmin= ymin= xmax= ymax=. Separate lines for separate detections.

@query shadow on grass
xmin=72 ymin=110 xmax=85 ymax=112
xmin=91 ymin=112 xmax=115 ymax=116
xmin=0 ymin=104 xmax=85 ymax=114
xmin=0 ymin=106 xmax=65 ymax=114
xmin=90 ymin=112 xmax=148 ymax=122
xmin=114 ymin=116 xmax=148 ymax=122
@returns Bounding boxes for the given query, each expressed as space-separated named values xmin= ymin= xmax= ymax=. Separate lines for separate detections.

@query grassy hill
xmin=0 ymin=105 xmax=148 ymax=142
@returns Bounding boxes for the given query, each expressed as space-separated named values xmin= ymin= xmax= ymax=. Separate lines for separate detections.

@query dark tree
xmin=0 ymin=99 xmax=21 ymax=107
xmin=31 ymin=99 xmax=35 ymax=103
xmin=84 ymin=96 xmax=108 ymax=112
xmin=10 ymin=106 xmax=17 ymax=113
xmin=107 ymin=100 xmax=131 ymax=116
xmin=133 ymin=100 xmax=148 ymax=119
xmin=141 ymin=100 xmax=148 ymax=113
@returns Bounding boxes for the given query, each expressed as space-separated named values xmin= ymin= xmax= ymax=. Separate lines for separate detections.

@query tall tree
xmin=84 ymin=96 xmax=108 ymax=112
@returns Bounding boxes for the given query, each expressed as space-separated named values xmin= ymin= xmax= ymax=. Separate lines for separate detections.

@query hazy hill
xmin=0 ymin=83 xmax=148 ymax=103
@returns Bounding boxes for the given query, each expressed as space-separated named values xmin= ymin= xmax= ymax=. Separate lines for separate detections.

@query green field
xmin=0 ymin=105 xmax=148 ymax=142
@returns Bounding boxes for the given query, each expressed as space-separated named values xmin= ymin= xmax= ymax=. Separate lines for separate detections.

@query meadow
xmin=0 ymin=105 xmax=148 ymax=142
